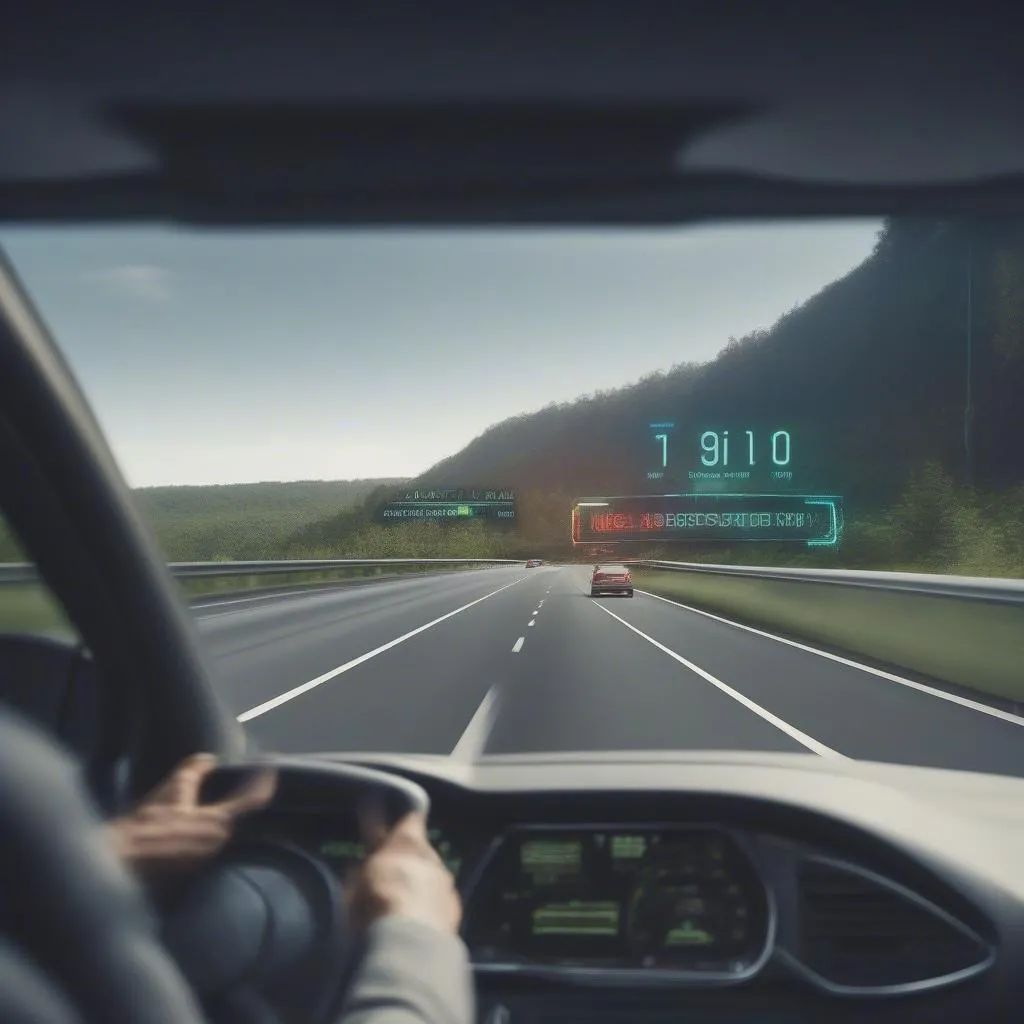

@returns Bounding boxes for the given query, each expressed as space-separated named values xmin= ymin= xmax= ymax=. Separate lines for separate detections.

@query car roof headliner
xmin=2 ymin=0 xmax=1023 ymax=225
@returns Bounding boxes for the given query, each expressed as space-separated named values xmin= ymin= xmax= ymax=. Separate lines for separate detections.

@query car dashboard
xmin=230 ymin=752 xmax=1024 ymax=1023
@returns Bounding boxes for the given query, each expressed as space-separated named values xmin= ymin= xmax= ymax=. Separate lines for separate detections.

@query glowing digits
xmin=698 ymin=429 xmax=791 ymax=467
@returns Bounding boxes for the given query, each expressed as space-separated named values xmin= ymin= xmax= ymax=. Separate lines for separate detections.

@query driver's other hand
xmin=106 ymin=753 xmax=277 ymax=879
xmin=348 ymin=811 xmax=462 ymax=936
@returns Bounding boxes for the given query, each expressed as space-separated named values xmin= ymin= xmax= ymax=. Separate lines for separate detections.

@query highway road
xmin=194 ymin=566 xmax=1024 ymax=776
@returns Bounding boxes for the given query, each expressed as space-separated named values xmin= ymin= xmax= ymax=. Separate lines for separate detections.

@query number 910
xmin=700 ymin=430 xmax=790 ymax=467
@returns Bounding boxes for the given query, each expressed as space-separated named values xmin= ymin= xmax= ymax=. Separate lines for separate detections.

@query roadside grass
xmin=634 ymin=569 xmax=1024 ymax=707
xmin=0 ymin=585 xmax=76 ymax=638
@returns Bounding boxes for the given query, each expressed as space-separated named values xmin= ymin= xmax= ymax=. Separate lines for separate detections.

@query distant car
xmin=526 ymin=559 xmax=542 ymax=567
xmin=591 ymin=564 xmax=633 ymax=597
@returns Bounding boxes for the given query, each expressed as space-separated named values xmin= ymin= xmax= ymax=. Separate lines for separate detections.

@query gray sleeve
xmin=339 ymin=916 xmax=475 ymax=1024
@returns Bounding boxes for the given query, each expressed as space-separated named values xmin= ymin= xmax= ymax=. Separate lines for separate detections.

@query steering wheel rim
xmin=198 ymin=757 xmax=431 ymax=820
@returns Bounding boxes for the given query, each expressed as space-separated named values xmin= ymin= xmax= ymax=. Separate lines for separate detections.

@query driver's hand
xmin=348 ymin=811 xmax=462 ymax=935
xmin=107 ymin=753 xmax=277 ymax=878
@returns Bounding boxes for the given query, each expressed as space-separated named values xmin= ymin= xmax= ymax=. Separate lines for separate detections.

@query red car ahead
xmin=526 ymin=559 xmax=543 ymax=568
xmin=590 ymin=564 xmax=633 ymax=598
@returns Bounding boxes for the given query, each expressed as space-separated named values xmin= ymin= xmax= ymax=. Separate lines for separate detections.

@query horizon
xmin=132 ymin=477 xmax=410 ymax=490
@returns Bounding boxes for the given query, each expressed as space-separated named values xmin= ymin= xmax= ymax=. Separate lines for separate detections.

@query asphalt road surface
xmin=195 ymin=566 xmax=1024 ymax=776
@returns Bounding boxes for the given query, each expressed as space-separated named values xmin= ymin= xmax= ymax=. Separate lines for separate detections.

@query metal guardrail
xmin=0 ymin=564 xmax=38 ymax=583
xmin=628 ymin=560 xmax=1024 ymax=605
xmin=0 ymin=558 xmax=522 ymax=584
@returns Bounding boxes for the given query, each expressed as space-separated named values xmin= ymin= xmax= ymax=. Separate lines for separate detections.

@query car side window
xmin=0 ymin=511 xmax=80 ymax=642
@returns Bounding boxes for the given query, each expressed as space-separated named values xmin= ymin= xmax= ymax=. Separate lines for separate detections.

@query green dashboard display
xmin=318 ymin=828 xmax=462 ymax=877
xmin=464 ymin=828 xmax=770 ymax=974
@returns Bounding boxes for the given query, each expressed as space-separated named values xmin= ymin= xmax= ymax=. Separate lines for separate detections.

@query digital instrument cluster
xmin=462 ymin=826 xmax=772 ymax=979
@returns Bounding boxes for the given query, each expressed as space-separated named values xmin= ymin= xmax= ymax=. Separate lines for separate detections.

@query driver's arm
xmin=340 ymin=813 xmax=474 ymax=1024
xmin=341 ymin=917 xmax=473 ymax=1024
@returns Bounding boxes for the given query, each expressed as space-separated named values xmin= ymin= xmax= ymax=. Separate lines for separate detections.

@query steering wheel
xmin=0 ymin=707 xmax=428 ymax=1024
xmin=165 ymin=759 xmax=431 ymax=1023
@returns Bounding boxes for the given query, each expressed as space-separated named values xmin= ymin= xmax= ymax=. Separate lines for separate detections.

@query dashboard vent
xmin=796 ymin=859 xmax=992 ymax=991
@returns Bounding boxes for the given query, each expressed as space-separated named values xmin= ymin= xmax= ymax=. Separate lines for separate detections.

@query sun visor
xmin=2 ymin=99 xmax=1024 ymax=224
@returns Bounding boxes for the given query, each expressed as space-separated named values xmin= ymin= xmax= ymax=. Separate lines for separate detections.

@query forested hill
xmin=1 ymin=478 xmax=409 ymax=562
xmin=130 ymin=479 xmax=406 ymax=561
xmin=414 ymin=219 xmax=1024 ymax=511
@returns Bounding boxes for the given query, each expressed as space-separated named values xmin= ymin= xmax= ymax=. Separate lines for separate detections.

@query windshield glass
xmin=4 ymin=219 xmax=1024 ymax=775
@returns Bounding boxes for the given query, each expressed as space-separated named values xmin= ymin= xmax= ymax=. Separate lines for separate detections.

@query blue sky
xmin=1 ymin=222 xmax=880 ymax=487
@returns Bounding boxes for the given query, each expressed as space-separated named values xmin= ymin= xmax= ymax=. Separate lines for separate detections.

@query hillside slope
xmin=416 ymin=219 xmax=1015 ymax=504
xmin=390 ymin=218 xmax=1024 ymax=569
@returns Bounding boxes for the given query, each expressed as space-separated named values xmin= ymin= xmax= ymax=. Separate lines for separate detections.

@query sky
xmin=0 ymin=222 xmax=881 ymax=487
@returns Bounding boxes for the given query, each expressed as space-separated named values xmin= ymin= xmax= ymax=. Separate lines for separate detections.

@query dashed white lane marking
xmin=237 ymin=575 xmax=528 ymax=722
xmin=512 ymin=636 xmax=526 ymax=653
xmin=528 ymin=619 xmax=536 ymax=627
xmin=450 ymin=685 xmax=502 ymax=761
xmin=637 ymin=589 xmax=1024 ymax=728
xmin=592 ymin=601 xmax=844 ymax=758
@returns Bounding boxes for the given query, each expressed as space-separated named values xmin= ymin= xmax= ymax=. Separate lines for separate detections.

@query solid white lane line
xmin=592 ymin=601 xmax=844 ymax=758
xmin=512 ymin=636 xmax=526 ymax=653
xmin=193 ymin=589 xmax=352 ymax=613
xmin=450 ymin=685 xmax=502 ymax=761
xmin=637 ymin=589 xmax=1024 ymax=728
xmin=196 ymin=569 xmax=507 ymax=615
xmin=237 ymin=575 xmax=528 ymax=722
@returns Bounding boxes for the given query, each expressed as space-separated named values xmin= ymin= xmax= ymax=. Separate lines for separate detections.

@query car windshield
xmin=3 ymin=219 xmax=1024 ymax=777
